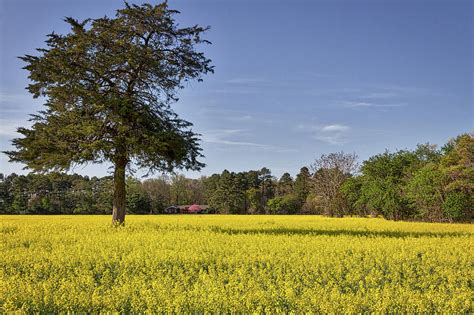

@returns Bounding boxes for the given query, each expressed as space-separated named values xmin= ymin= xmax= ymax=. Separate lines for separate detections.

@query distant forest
xmin=1 ymin=133 xmax=472 ymax=222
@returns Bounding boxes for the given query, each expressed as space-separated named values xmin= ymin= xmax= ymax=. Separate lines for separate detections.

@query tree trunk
xmin=112 ymin=159 xmax=127 ymax=225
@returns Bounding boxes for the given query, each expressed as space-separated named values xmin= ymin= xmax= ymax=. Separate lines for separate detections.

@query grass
xmin=1 ymin=215 xmax=472 ymax=313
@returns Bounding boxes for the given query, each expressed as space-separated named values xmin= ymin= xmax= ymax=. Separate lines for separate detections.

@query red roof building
xmin=187 ymin=204 xmax=202 ymax=213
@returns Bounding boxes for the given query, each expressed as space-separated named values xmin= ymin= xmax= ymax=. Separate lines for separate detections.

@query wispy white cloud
xmin=321 ymin=124 xmax=350 ymax=132
xmin=295 ymin=124 xmax=318 ymax=132
xmin=296 ymin=123 xmax=351 ymax=145
xmin=202 ymin=129 xmax=297 ymax=152
xmin=377 ymin=84 xmax=433 ymax=95
xmin=344 ymin=101 xmax=407 ymax=109
xmin=225 ymin=77 xmax=266 ymax=84
xmin=202 ymin=129 xmax=248 ymax=139
xmin=210 ymin=88 xmax=258 ymax=95
xmin=215 ymin=129 xmax=246 ymax=135
xmin=363 ymin=92 xmax=398 ymax=99
xmin=318 ymin=124 xmax=350 ymax=145
xmin=295 ymin=71 xmax=338 ymax=79
xmin=306 ymin=83 xmax=433 ymax=108
xmin=227 ymin=114 xmax=254 ymax=122
xmin=198 ymin=106 xmax=278 ymax=124
xmin=313 ymin=134 xmax=347 ymax=145
xmin=206 ymin=138 xmax=271 ymax=148
xmin=344 ymin=101 xmax=373 ymax=108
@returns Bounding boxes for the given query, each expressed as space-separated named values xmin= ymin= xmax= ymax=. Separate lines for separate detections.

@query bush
xmin=267 ymin=194 xmax=300 ymax=214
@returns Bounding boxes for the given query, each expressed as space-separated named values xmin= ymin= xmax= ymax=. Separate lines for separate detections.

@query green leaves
xmin=6 ymin=2 xmax=213 ymax=177
xmin=342 ymin=134 xmax=473 ymax=221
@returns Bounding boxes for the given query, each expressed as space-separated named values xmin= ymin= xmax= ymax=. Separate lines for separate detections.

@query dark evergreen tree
xmin=294 ymin=166 xmax=311 ymax=205
xmin=208 ymin=170 xmax=246 ymax=214
xmin=258 ymin=167 xmax=275 ymax=212
xmin=277 ymin=172 xmax=294 ymax=196
xmin=4 ymin=2 xmax=213 ymax=224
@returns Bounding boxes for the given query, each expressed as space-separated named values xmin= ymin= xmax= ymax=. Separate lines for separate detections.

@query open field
xmin=1 ymin=215 xmax=472 ymax=313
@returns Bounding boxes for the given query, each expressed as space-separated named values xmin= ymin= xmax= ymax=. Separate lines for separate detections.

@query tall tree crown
xmin=6 ymin=2 xmax=213 ymax=174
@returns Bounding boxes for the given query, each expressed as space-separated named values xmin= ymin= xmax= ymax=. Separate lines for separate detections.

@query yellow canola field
xmin=1 ymin=215 xmax=472 ymax=313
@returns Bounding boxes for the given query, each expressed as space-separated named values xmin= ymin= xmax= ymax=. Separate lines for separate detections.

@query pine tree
xmin=5 ymin=2 xmax=213 ymax=224
xmin=294 ymin=167 xmax=311 ymax=204
xmin=277 ymin=172 xmax=294 ymax=196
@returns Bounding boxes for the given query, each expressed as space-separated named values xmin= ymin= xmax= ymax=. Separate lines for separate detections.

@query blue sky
xmin=0 ymin=0 xmax=472 ymax=178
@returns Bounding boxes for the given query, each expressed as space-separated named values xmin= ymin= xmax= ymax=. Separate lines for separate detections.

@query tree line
xmin=1 ymin=133 xmax=472 ymax=222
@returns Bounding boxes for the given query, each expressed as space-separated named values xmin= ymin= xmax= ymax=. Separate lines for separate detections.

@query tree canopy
xmin=5 ymin=2 xmax=213 ymax=224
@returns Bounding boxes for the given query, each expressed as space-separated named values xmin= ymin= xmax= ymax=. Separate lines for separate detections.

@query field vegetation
xmin=1 ymin=215 xmax=472 ymax=313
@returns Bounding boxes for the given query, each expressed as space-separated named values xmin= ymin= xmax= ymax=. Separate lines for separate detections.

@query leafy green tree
xmin=439 ymin=134 xmax=473 ymax=220
xmin=343 ymin=139 xmax=468 ymax=222
xmin=405 ymin=163 xmax=445 ymax=220
xmin=439 ymin=134 xmax=473 ymax=193
xmin=4 ymin=2 xmax=213 ymax=224
xmin=356 ymin=150 xmax=418 ymax=220
xmin=340 ymin=176 xmax=366 ymax=216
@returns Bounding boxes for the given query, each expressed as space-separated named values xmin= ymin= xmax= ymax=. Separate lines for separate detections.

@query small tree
xmin=5 ymin=3 xmax=213 ymax=224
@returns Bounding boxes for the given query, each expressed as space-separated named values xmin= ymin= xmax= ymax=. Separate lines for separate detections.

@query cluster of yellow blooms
xmin=1 ymin=215 xmax=472 ymax=313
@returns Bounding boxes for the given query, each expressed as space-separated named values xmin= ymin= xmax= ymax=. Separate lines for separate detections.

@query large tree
xmin=4 ymin=2 xmax=213 ymax=224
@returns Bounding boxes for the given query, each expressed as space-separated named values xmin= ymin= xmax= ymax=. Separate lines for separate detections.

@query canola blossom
xmin=1 ymin=215 xmax=472 ymax=313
